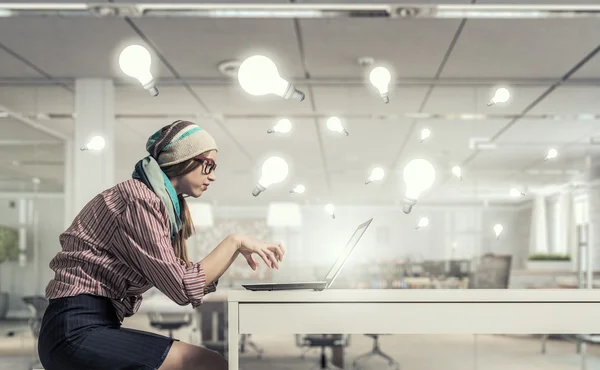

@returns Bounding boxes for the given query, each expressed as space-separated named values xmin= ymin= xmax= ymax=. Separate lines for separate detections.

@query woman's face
xmin=179 ymin=150 xmax=217 ymax=197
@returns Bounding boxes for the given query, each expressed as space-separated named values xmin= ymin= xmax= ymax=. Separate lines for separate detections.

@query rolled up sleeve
xmin=113 ymin=197 xmax=213 ymax=307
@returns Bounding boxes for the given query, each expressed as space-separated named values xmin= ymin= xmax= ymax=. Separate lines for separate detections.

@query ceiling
xmin=1 ymin=1 xmax=600 ymax=206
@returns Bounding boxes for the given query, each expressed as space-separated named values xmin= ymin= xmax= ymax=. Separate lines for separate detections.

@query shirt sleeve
xmin=112 ymin=196 xmax=214 ymax=308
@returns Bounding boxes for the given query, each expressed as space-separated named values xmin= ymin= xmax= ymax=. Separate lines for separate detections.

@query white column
xmin=65 ymin=79 xmax=115 ymax=224
xmin=529 ymin=194 xmax=548 ymax=255
xmin=556 ymin=188 xmax=575 ymax=256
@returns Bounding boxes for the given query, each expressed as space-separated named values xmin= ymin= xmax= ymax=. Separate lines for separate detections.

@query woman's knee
xmin=160 ymin=341 xmax=227 ymax=370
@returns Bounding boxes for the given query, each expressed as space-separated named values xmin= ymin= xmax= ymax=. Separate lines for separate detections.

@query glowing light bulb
xmin=325 ymin=203 xmax=335 ymax=219
xmin=252 ymin=156 xmax=289 ymax=196
xmin=267 ymin=118 xmax=292 ymax=134
xmin=80 ymin=136 xmax=106 ymax=151
xmin=452 ymin=166 xmax=462 ymax=180
xmin=494 ymin=224 xmax=503 ymax=239
xmin=420 ymin=128 xmax=431 ymax=143
xmin=119 ymin=45 xmax=158 ymax=96
xmin=402 ymin=158 xmax=436 ymax=214
xmin=487 ymin=88 xmax=510 ymax=106
xmin=290 ymin=184 xmax=305 ymax=194
xmin=237 ymin=55 xmax=304 ymax=101
xmin=415 ymin=217 xmax=429 ymax=230
xmin=327 ymin=116 xmax=349 ymax=136
xmin=509 ymin=188 xmax=524 ymax=198
xmin=545 ymin=148 xmax=558 ymax=161
xmin=365 ymin=167 xmax=385 ymax=184
xmin=369 ymin=66 xmax=391 ymax=103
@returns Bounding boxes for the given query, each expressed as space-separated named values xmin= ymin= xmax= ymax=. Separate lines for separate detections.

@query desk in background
xmin=227 ymin=289 xmax=600 ymax=370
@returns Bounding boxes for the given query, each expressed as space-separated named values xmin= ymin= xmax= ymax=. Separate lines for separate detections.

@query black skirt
xmin=38 ymin=294 xmax=175 ymax=370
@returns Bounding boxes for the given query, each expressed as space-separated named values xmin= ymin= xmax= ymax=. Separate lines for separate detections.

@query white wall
xmin=0 ymin=197 xmax=63 ymax=315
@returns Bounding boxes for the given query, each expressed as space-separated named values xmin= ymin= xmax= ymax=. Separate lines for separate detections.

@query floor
xmin=1 ymin=318 xmax=599 ymax=370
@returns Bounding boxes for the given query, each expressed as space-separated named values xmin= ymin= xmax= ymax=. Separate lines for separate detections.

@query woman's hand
xmin=235 ymin=234 xmax=285 ymax=271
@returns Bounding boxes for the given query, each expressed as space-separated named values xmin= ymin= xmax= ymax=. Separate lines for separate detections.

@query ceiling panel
xmin=398 ymin=119 xmax=509 ymax=169
xmin=0 ymin=86 xmax=73 ymax=114
xmin=570 ymin=53 xmax=600 ymax=79
xmin=132 ymin=18 xmax=302 ymax=78
xmin=311 ymin=86 xmax=428 ymax=114
xmin=0 ymin=48 xmax=43 ymax=78
xmin=223 ymin=117 xmax=323 ymax=175
xmin=329 ymin=171 xmax=394 ymax=205
xmin=1 ymin=118 xmax=62 ymax=142
xmin=320 ymin=118 xmax=413 ymax=174
xmin=528 ymin=87 xmax=600 ymax=115
xmin=0 ymin=18 xmax=170 ymax=79
xmin=468 ymin=147 xmax=547 ymax=170
xmin=480 ymin=0 xmax=600 ymax=3
xmin=192 ymin=84 xmax=313 ymax=115
xmin=424 ymin=86 xmax=548 ymax=114
xmin=114 ymin=0 xmax=286 ymax=2
xmin=496 ymin=119 xmax=598 ymax=145
xmin=300 ymin=19 xmax=462 ymax=78
xmin=442 ymin=19 xmax=600 ymax=79
xmin=303 ymin=0 xmax=471 ymax=3
xmin=115 ymin=85 xmax=201 ymax=115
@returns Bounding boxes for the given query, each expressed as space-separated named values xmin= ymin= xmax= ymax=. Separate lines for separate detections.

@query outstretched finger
xmin=257 ymin=250 xmax=272 ymax=268
xmin=269 ymin=244 xmax=284 ymax=262
xmin=278 ymin=242 xmax=286 ymax=256
xmin=245 ymin=254 xmax=258 ymax=271
xmin=265 ymin=249 xmax=279 ymax=269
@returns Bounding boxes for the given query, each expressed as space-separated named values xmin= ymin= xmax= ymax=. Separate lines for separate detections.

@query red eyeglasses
xmin=195 ymin=155 xmax=217 ymax=175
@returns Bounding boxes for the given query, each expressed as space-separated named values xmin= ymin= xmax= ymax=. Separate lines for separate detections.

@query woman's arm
xmin=199 ymin=234 xmax=241 ymax=285
xmin=200 ymin=234 xmax=286 ymax=285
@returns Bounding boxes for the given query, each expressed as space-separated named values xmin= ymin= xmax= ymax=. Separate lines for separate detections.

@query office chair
xmin=240 ymin=334 xmax=264 ymax=358
xmin=353 ymin=334 xmax=399 ymax=370
xmin=148 ymin=312 xmax=193 ymax=339
xmin=297 ymin=334 xmax=350 ymax=369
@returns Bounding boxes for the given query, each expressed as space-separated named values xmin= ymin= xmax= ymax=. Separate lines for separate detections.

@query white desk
xmin=227 ymin=289 xmax=600 ymax=370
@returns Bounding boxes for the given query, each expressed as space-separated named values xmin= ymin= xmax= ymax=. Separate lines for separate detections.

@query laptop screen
xmin=323 ymin=218 xmax=373 ymax=287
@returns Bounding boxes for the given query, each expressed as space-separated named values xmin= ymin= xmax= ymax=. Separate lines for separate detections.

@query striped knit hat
xmin=147 ymin=120 xmax=218 ymax=167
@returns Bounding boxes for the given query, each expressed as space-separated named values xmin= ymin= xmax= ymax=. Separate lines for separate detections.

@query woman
xmin=38 ymin=120 xmax=284 ymax=370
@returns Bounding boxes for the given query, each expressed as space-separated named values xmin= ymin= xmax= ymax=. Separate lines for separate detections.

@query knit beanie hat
xmin=146 ymin=120 xmax=218 ymax=167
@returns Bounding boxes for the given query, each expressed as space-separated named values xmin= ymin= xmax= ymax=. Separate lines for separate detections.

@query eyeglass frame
xmin=194 ymin=155 xmax=217 ymax=175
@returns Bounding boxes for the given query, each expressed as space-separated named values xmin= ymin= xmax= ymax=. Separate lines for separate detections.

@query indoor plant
xmin=526 ymin=253 xmax=572 ymax=271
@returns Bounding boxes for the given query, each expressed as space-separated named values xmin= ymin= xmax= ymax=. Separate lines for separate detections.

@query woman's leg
xmin=159 ymin=341 xmax=228 ymax=370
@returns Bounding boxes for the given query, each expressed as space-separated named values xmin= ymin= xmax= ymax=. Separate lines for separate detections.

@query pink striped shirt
xmin=45 ymin=179 xmax=217 ymax=322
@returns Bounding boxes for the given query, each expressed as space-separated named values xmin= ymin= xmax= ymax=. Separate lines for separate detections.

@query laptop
xmin=242 ymin=218 xmax=373 ymax=291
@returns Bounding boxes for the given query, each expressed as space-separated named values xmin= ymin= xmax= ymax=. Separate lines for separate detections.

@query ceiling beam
xmin=4 ymin=76 xmax=600 ymax=88
xmin=6 ymin=111 xmax=600 ymax=123
xmin=2 ymin=3 xmax=600 ymax=19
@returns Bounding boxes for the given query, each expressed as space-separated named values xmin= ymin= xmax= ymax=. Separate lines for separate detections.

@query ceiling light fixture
xmin=487 ymin=87 xmax=510 ymax=106
xmin=119 ymin=45 xmax=159 ymax=96
xmin=365 ymin=167 xmax=385 ymax=184
xmin=402 ymin=158 xmax=436 ymax=214
xmin=267 ymin=118 xmax=292 ymax=134
xmin=217 ymin=60 xmax=241 ymax=78
xmin=238 ymin=55 xmax=304 ymax=101
xmin=326 ymin=116 xmax=349 ymax=136
xmin=252 ymin=156 xmax=289 ymax=196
